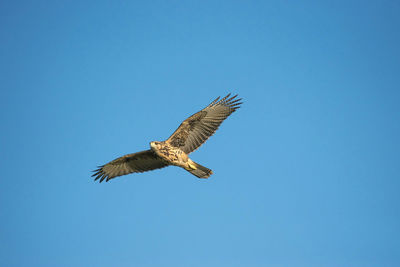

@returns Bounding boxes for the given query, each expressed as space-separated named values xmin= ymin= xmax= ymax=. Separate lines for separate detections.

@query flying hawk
xmin=92 ymin=94 xmax=242 ymax=182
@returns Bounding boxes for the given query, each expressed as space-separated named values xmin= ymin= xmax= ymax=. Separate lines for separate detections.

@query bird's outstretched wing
xmin=92 ymin=150 xmax=168 ymax=182
xmin=167 ymin=94 xmax=242 ymax=154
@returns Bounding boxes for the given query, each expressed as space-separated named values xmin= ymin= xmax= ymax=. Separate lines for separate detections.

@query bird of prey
xmin=92 ymin=94 xmax=242 ymax=182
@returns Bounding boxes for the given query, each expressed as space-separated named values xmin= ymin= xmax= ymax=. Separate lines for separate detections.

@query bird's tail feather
xmin=187 ymin=160 xmax=213 ymax=179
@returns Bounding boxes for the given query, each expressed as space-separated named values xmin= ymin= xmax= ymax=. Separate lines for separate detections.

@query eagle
xmin=92 ymin=94 xmax=242 ymax=182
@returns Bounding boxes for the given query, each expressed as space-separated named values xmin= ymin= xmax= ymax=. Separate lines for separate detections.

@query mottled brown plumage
xmin=92 ymin=94 xmax=242 ymax=182
xmin=91 ymin=150 xmax=168 ymax=182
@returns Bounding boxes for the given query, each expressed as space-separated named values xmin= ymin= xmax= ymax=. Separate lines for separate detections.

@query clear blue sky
xmin=1 ymin=1 xmax=399 ymax=266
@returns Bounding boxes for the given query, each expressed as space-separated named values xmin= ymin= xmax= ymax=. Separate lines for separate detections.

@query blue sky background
xmin=1 ymin=1 xmax=399 ymax=266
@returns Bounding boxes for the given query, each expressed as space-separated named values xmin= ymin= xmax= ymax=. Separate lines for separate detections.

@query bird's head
xmin=150 ymin=141 xmax=161 ymax=150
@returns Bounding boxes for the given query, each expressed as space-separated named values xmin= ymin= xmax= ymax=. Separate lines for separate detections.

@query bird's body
xmin=150 ymin=141 xmax=190 ymax=171
xmin=92 ymin=94 xmax=242 ymax=182
xmin=150 ymin=141 xmax=213 ymax=178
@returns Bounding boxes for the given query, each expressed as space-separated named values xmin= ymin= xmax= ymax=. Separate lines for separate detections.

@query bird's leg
xmin=187 ymin=159 xmax=197 ymax=170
